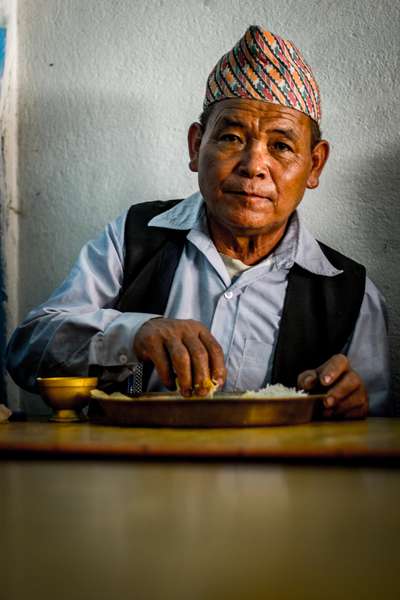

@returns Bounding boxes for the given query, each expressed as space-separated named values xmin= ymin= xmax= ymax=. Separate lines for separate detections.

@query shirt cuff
xmin=88 ymin=312 xmax=162 ymax=367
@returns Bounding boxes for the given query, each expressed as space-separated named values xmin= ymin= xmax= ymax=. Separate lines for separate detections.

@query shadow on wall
xmin=354 ymin=143 xmax=400 ymax=416
xmin=16 ymin=90 xmax=168 ymax=304
xmin=16 ymin=90 xmax=189 ymax=415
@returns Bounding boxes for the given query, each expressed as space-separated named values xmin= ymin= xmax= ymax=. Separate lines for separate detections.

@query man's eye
xmin=219 ymin=133 xmax=242 ymax=143
xmin=272 ymin=141 xmax=291 ymax=152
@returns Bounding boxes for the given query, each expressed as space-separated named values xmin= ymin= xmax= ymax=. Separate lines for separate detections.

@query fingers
xmin=165 ymin=338 xmax=193 ymax=395
xmin=298 ymin=354 xmax=350 ymax=392
xmin=298 ymin=354 xmax=368 ymax=420
xmin=181 ymin=334 xmax=210 ymax=396
xmin=199 ymin=331 xmax=227 ymax=387
xmin=321 ymin=398 xmax=368 ymax=420
xmin=170 ymin=329 xmax=226 ymax=396
xmin=334 ymin=394 xmax=368 ymax=418
xmin=317 ymin=354 xmax=350 ymax=387
xmin=321 ymin=359 xmax=368 ymax=418
xmin=135 ymin=326 xmax=176 ymax=389
xmin=323 ymin=369 xmax=362 ymax=409
xmin=297 ymin=370 xmax=318 ymax=391
xmin=133 ymin=318 xmax=226 ymax=397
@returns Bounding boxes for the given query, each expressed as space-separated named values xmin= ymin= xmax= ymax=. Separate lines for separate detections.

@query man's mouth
xmin=223 ymin=188 xmax=272 ymax=201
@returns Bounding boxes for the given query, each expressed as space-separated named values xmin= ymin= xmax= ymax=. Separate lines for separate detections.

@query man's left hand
xmin=297 ymin=354 xmax=368 ymax=419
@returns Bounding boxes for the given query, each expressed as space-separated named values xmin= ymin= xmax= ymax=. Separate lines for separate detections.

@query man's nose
xmin=237 ymin=141 xmax=270 ymax=179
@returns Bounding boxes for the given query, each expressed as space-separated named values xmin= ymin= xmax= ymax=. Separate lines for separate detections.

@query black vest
xmin=116 ymin=199 xmax=366 ymax=387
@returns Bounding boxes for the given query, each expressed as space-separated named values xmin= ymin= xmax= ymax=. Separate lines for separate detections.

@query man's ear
xmin=306 ymin=140 xmax=330 ymax=189
xmin=188 ymin=122 xmax=203 ymax=172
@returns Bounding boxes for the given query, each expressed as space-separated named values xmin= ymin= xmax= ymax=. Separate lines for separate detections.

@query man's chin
xmin=218 ymin=216 xmax=280 ymax=237
xmin=205 ymin=203 xmax=283 ymax=237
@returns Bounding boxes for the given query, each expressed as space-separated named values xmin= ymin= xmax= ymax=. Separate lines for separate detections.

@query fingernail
xmin=326 ymin=396 xmax=335 ymax=407
xmin=323 ymin=375 xmax=332 ymax=385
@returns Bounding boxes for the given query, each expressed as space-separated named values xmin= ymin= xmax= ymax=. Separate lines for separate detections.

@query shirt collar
xmin=148 ymin=192 xmax=342 ymax=277
xmin=148 ymin=191 xmax=205 ymax=230
xmin=271 ymin=212 xmax=343 ymax=277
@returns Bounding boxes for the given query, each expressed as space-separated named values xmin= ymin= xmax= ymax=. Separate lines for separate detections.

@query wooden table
xmin=1 ymin=419 xmax=400 ymax=599
xmin=1 ymin=417 xmax=400 ymax=461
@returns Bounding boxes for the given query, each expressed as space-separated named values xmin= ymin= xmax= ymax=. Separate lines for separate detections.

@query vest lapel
xmin=116 ymin=230 xmax=188 ymax=314
xmin=272 ymin=260 xmax=365 ymax=387
xmin=272 ymin=265 xmax=326 ymax=386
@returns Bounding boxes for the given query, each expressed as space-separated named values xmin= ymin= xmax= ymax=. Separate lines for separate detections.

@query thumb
xmin=297 ymin=369 xmax=318 ymax=391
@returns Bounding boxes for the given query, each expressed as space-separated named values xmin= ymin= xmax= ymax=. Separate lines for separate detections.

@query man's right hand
xmin=133 ymin=318 xmax=226 ymax=397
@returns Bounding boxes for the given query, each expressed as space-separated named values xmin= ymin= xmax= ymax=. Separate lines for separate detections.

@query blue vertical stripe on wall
xmin=0 ymin=27 xmax=7 ymax=403
xmin=0 ymin=27 xmax=6 ymax=75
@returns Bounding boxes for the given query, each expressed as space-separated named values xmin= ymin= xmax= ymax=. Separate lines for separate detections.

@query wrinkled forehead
xmin=205 ymin=98 xmax=313 ymax=138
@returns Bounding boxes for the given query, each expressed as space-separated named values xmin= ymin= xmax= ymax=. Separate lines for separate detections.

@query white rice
xmin=242 ymin=383 xmax=307 ymax=398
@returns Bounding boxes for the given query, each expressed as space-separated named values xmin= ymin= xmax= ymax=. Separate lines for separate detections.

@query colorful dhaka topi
xmin=204 ymin=25 xmax=321 ymax=124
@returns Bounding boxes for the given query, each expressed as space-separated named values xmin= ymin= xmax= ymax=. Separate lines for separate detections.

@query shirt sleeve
xmin=344 ymin=277 xmax=391 ymax=416
xmin=6 ymin=211 xmax=161 ymax=392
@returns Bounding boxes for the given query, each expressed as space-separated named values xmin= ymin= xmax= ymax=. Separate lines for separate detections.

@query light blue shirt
xmin=6 ymin=192 xmax=391 ymax=415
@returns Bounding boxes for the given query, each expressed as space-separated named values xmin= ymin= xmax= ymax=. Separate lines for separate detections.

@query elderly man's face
xmin=188 ymin=98 xmax=329 ymax=237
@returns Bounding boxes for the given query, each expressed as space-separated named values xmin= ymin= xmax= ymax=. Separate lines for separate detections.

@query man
xmin=7 ymin=26 xmax=390 ymax=417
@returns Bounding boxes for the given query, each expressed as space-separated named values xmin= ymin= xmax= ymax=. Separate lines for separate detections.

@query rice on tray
xmin=242 ymin=384 xmax=307 ymax=398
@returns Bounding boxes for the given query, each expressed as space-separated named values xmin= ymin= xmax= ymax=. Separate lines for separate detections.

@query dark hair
xmin=199 ymin=103 xmax=322 ymax=149
xmin=309 ymin=118 xmax=322 ymax=149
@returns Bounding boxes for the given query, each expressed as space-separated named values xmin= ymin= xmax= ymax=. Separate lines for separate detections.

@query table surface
xmin=1 ymin=417 xmax=400 ymax=461
xmin=1 ymin=458 xmax=400 ymax=600
xmin=2 ymin=418 xmax=400 ymax=599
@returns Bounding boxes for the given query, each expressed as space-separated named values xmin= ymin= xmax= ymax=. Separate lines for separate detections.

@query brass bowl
xmin=37 ymin=377 xmax=98 ymax=423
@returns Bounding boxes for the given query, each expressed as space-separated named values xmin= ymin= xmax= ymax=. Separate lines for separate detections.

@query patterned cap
xmin=204 ymin=25 xmax=321 ymax=124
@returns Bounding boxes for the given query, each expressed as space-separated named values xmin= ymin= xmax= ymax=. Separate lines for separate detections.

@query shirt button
xmin=119 ymin=354 xmax=128 ymax=364
xmin=224 ymin=291 xmax=233 ymax=299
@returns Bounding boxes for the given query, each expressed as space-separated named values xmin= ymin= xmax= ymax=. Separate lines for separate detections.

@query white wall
xmin=0 ymin=0 xmax=18 ymax=409
xmin=11 ymin=0 xmax=400 ymax=413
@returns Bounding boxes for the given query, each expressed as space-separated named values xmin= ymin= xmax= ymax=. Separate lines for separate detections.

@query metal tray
xmin=89 ymin=390 xmax=326 ymax=428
